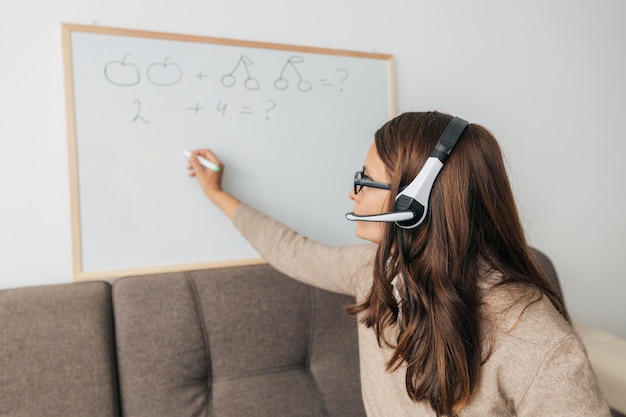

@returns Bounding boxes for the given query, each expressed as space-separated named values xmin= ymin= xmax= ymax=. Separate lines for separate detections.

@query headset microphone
xmin=346 ymin=116 xmax=469 ymax=229
xmin=345 ymin=211 xmax=414 ymax=223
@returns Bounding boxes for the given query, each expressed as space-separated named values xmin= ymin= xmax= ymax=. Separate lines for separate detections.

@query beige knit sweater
xmin=233 ymin=204 xmax=610 ymax=416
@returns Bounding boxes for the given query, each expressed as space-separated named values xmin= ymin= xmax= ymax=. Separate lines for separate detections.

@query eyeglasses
xmin=353 ymin=169 xmax=391 ymax=194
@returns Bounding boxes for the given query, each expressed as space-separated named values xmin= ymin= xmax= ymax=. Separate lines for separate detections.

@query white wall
xmin=1 ymin=0 xmax=625 ymax=337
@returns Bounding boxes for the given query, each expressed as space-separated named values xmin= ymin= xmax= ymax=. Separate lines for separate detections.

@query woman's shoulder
xmin=478 ymin=284 xmax=609 ymax=415
xmin=482 ymin=282 xmax=573 ymax=347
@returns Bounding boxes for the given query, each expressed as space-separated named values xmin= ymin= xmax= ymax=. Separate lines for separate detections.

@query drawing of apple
xmin=104 ymin=53 xmax=141 ymax=86
xmin=147 ymin=57 xmax=183 ymax=86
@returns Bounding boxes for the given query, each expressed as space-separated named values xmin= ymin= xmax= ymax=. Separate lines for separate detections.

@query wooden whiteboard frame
xmin=62 ymin=23 xmax=395 ymax=281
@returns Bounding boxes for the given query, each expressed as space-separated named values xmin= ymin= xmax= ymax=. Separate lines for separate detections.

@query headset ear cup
xmin=392 ymin=157 xmax=442 ymax=230
xmin=394 ymin=195 xmax=425 ymax=228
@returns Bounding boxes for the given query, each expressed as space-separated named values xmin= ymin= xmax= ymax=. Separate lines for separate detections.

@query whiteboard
xmin=62 ymin=24 xmax=394 ymax=280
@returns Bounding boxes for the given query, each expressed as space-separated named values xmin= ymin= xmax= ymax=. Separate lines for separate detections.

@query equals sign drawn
xmin=240 ymin=106 xmax=254 ymax=114
xmin=320 ymin=78 xmax=333 ymax=87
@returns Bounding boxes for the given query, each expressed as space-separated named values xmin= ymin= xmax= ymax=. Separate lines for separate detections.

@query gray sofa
xmin=1 ymin=252 xmax=624 ymax=416
xmin=0 ymin=264 xmax=365 ymax=417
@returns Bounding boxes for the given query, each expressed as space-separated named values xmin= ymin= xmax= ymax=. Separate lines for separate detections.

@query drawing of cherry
xmin=221 ymin=55 xmax=260 ymax=90
xmin=274 ymin=56 xmax=312 ymax=92
xmin=104 ymin=53 xmax=141 ymax=87
xmin=147 ymin=57 xmax=183 ymax=86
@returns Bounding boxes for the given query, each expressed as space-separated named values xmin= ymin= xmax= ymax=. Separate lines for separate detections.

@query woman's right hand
xmin=187 ymin=149 xmax=241 ymax=219
xmin=187 ymin=149 xmax=224 ymax=200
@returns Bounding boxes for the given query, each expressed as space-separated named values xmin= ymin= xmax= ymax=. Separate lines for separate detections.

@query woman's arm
xmin=187 ymin=149 xmax=375 ymax=296
xmin=233 ymin=203 xmax=375 ymax=296
xmin=516 ymin=332 xmax=611 ymax=417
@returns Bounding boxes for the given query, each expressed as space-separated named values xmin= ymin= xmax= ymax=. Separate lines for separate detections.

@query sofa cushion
xmin=0 ymin=281 xmax=120 ymax=417
xmin=112 ymin=264 xmax=365 ymax=417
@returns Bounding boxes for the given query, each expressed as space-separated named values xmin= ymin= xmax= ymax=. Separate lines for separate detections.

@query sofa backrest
xmin=0 ymin=249 xmax=561 ymax=417
xmin=112 ymin=263 xmax=366 ymax=417
xmin=532 ymin=247 xmax=563 ymax=300
xmin=0 ymin=281 xmax=120 ymax=417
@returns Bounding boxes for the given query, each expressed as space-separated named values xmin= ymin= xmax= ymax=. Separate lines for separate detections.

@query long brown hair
xmin=347 ymin=111 xmax=568 ymax=416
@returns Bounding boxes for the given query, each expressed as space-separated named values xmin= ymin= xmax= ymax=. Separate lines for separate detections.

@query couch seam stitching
xmin=308 ymin=287 xmax=331 ymax=417
xmin=186 ymin=272 xmax=213 ymax=417
xmin=212 ymin=364 xmax=306 ymax=383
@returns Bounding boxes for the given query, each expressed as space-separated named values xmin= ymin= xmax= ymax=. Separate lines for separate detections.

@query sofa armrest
xmin=575 ymin=322 xmax=626 ymax=414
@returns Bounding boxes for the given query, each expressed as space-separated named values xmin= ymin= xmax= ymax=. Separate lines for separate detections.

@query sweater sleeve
xmin=517 ymin=332 xmax=611 ymax=417
xmin=232 ymin=203 xmax=376 ymax=297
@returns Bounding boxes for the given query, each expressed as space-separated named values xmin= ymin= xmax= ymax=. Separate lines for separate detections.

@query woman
xmin=187 ymin=111 xmax=609 ymax=416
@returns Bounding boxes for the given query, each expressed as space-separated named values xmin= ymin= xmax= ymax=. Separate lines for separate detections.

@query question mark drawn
xmin=336 ymin=68 xmax=349 ymax=92
xmin=265 ymin=99 xmax=277 ymax=119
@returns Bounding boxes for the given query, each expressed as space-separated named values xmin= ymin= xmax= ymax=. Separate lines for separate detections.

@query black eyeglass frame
xmin=353 ymin=170 xmax=391 ymax=194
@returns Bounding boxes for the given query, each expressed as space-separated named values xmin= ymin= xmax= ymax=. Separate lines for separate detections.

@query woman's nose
xmin=348 ymin=188 xmax=356 ymax=201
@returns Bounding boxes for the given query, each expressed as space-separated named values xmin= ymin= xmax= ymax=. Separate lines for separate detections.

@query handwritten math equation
xmin=103 ymin=53 xmax=351 ymax=123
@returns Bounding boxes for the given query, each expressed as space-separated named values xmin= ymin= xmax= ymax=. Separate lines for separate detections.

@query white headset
xmin=346 ymin=116 xmax=469 ymax=229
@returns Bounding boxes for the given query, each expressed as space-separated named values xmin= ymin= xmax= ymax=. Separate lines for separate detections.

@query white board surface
xmin=63 ymin=24 xmax=394 ymax=280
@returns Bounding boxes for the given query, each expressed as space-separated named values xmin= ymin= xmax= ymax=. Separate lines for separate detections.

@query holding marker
xmin=182 ymin=149 xmax=221 ymax=172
